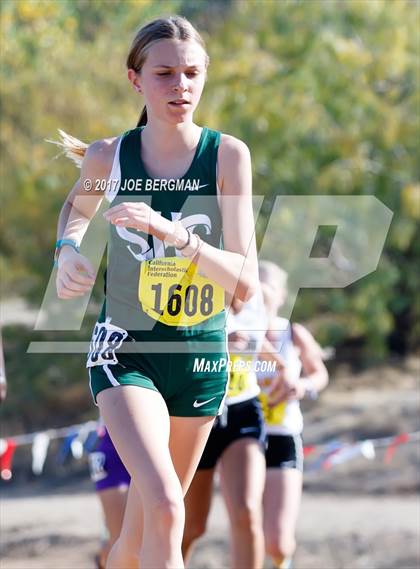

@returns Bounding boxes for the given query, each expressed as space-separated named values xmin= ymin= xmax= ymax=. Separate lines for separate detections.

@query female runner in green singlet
xmin=54 ymin=16 xmax=258 ymax=569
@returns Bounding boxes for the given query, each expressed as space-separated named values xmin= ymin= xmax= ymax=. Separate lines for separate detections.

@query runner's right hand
xmin=267 ymin=366 xmax=297 ymax=407
xmin=56 ymin=247 xmax=96 ymax=299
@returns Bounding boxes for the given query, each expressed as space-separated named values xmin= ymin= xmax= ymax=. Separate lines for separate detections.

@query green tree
xmin=196 ymin=0 xmax=419 ymax=356
xmin=1 ymin=0 xmax=418 ymax=360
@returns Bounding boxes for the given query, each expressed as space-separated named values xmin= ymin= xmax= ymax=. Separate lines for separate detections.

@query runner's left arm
xmin=190 ymin=135 xmax=259 ymax=302
xmin=292 ymin=323 xmax=329 ymax=395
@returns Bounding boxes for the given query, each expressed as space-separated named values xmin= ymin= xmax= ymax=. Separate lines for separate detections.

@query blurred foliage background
xmin=0 ymin=0 xmax=419 ymax=431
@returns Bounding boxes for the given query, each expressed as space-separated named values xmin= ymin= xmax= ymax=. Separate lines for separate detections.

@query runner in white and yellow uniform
xmin=258 ymin=315 xmax=304 ymax=468
xmin=183 ymin=288 xmax=268 ymax=569
xmin=258 ymin=261 xmax=329 ymax=569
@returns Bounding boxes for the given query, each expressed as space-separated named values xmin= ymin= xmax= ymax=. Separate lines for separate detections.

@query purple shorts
xmin=88 ymin=428 xmax=131 ymax=491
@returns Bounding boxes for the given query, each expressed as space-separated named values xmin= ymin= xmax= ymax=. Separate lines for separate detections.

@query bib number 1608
xmin=151 ymin=283 xmax=214 ymax=317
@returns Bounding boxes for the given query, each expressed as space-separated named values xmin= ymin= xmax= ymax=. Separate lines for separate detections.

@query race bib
xmin=139 ymin=257 xmax=224 ymax=327
xmin=88 ymin=452 xmax=107 ymax=482
xmin=258 ymin=392 xmax=286 ymax=426
xmin=87 ymin=317 xmax=128 ymax=368
xmin=227 ymin=354 xmax=253 ymax=398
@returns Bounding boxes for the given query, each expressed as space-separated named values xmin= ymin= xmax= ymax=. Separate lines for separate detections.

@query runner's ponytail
xmin=137 ymin=106 xmax=147 ymax=127
xmin=46 ymin=129 xmax=88 ymax=168
xmin=50 ymin=101 xmax=146 ymax=165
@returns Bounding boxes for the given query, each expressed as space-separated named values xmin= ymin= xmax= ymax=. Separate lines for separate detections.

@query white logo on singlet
xmin=116 ymin=212 xmax=212 ymax=261
xmin=193 ymin=397 xmax=217 ymax=408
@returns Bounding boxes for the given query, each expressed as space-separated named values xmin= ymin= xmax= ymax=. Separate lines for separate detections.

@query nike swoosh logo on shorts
xmin=193 ymin=397 xmax=217 ymax=408
xmin=197 ymin=184 xmax=209 ymax=190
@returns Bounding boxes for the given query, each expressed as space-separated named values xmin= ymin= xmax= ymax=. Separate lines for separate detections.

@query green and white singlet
xmin=87 ymin=126 xmax=229 ymax=416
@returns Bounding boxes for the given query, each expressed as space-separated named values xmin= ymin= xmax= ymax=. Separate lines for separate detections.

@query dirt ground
xmin=1 ymin=357 xmax=419 ymax=569
xmin=1 ymin=485 xmax=419 ymax=569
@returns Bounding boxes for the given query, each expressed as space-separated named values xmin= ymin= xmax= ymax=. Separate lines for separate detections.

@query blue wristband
xmin=54 ymin=239 xmax=80 ymax=267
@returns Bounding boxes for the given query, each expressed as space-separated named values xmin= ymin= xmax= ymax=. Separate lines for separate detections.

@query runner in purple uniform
xmin=89 ymin=427 xmax=130 ymax=569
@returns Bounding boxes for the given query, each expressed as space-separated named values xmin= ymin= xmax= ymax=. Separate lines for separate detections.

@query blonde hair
xmin=49 ymin=16 xmax=208 ymax=167
xmin=259 ymin=260 xmax=288 ymax=293
xmin=46 ymin=129 xmax=88 ymax=169
xmin=259 ymin=260 xmax=288 ymax=316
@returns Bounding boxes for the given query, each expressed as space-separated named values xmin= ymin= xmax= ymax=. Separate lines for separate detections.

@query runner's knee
xmin=232 ymin=502 xmax=261 ymax=533
xmin=148 ymin=493 xmax=185 ymax=535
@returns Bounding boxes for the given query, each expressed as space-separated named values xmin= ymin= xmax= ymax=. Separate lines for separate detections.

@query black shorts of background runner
xmin=265 ymin=433 xmax=304 ymax=471
xmin=197 ymin=396 xmax=266 ymax=470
